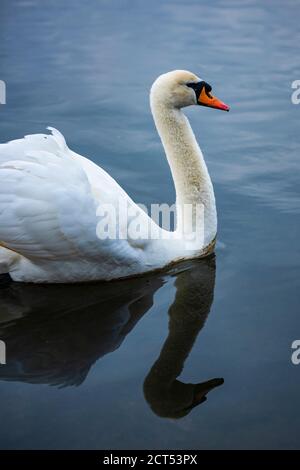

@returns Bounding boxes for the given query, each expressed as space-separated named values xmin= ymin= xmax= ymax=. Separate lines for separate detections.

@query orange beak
xmin=198 ymin=86 xmax=230 ymax=112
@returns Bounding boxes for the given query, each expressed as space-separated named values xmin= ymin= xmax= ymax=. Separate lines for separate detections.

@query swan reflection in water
xmin=0 ymin=255 xmax=223 ymax=418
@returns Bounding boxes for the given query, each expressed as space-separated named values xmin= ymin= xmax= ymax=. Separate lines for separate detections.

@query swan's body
xmin=0 ymin=70 xmax=229 ymax=283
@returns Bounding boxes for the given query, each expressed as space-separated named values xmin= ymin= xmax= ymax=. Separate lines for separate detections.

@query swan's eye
xmin=187 ymin=81 xmax=205 ymax=98
xmin=186 ymin=81 xmax=201 ymax=90
xmin=187 ymin=81 xmax=213 ymax=101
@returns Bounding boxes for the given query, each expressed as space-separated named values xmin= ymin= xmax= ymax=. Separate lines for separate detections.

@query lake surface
xmin=0 ymin=0 xmax=300 ymax=449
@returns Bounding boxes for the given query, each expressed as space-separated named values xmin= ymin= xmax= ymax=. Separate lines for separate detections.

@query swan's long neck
xmin=150 ymin=96 xmax=217 ymax=246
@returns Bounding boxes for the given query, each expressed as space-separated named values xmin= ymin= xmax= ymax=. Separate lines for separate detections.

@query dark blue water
xmin=0 ymin=0 xmax=300 ymax=449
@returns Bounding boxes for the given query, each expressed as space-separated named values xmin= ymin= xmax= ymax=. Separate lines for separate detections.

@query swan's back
xmin=0 ymin=128 xmax=146 ymax=282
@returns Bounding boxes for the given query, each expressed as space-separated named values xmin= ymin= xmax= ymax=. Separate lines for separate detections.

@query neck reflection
xmin=144 ymin=255 xmax=223 ymax=418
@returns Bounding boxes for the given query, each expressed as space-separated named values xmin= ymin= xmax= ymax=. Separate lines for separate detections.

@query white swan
xmin=0 ymin=70 xmax=229 ymax=283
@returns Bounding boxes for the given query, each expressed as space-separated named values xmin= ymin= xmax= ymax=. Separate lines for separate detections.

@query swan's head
xmin=151 ymin=70 xmax=230 ymax=111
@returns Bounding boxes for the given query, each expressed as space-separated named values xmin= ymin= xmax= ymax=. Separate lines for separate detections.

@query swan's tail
xmin=0 ymin=245 xmax=19 ymax=274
